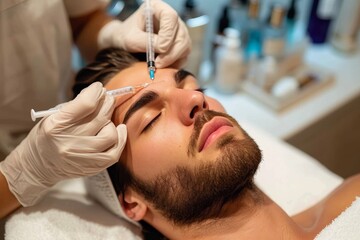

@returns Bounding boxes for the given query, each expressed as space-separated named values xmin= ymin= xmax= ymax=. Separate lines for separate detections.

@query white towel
xmin=315 ymin=197 xmax=360 ymax=240
xmin=5 ymin=210 xmax=140 ymax=240
xmin=4 ymin=180 xmax=143 ymax=240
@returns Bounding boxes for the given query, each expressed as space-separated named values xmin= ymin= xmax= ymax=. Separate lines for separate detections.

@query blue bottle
xmin=286 ymin=0 xmax=297 ymax=48
xmin=307 ymin=0 xmax=338 ymax=44
xmin=243 ymin=0 xmax=262 ymax=61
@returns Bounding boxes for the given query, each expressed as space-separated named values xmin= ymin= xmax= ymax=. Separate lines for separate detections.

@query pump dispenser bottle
xmin=215 ymin=28 xmax=245 ymax=94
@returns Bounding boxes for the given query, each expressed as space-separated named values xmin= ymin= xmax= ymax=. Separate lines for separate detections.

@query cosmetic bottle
xmin=285 ymin=0 xmax=308 ymax=54
xmin=218 ymin=5 xmax=231 ymax=36
xmin=181 ymin=0 xmax=209 ymax=76
xmin=107 ymin=0 xmax=140 ymax=20
xmin=307 ymin=0 xmax=338 ymax=44
xmin=228 ymin=0 xmax=249 ymax=33
xmin=263 ymin=4 xmax=286 ymax=59
xmin=285 ymin=0 xmax=297 ymax=49
xmin=243 ymin=0 xmax=262 ymax=61
xmin=215 ymin=28 xmax=245 ymax=94
xmin=330 ymin=0 xmax=360 ymax=53
xmin=211 ymin=5 xmax=230 ymax=64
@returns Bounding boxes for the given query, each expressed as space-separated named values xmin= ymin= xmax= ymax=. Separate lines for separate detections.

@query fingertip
xmin=117 ymin=124 xmax=127 ymax=133
xmin=92 ymin=81 xmax=104 ymax=89
xmin=80 ymin=82 xmax=103 ymax=95
xmin=116 ymin=124 xmax=128 ymax=151
xmin=101 ymin=94 xmax=117 ymax=119
xmin=78 ymin=82 xmax=106 ymax=104
xmin=155 ymin=54 xmax=172 ymax=68
xmin=117 ymin=124 xmax=128 ymax=141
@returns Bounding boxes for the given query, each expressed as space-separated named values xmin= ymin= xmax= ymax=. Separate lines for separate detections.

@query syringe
xmin=145 ymin=0 xmax=156 ymax=80
xmin=30 ymin=83 xmax=150 ymax=121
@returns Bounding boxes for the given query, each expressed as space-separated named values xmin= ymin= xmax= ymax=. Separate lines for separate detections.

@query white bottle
xmin=330 ymin=0 xmax=360 ymax=53
xmin=215 ymin=28 xmax=244 ymax=94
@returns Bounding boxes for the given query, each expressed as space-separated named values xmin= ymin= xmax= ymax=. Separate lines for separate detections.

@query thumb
xmin=56 ymin=82 xmax=106 ymax=123
xmin=116 ymin=124 xmax=128 ymax=154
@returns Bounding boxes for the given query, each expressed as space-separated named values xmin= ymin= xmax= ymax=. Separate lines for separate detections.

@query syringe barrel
xmin=106 ymin=86 xmax=134 ymax=96
xmin=145 ymin=0 xmax=155 ymax=63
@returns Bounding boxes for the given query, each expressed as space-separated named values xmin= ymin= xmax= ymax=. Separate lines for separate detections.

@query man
xmin=72 ymin=48 xmax=360 ymax=240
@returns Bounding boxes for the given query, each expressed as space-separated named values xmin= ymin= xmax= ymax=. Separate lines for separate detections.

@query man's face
xmin=105 ymin=62 xmax=261 ymax=225
xmin=106 ymin=62 xmax=239 ymax=179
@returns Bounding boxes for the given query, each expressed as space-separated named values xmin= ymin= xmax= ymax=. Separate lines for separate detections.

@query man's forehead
xmin=105 ymin=62 xmax=149 ymax=90
xmin=106 ymin=64 xmax=181 ymax=125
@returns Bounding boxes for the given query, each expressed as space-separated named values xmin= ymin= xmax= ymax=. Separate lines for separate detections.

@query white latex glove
xmin=98 ymin=0 xmax=191 ymax=68
xmin=0 ymin=82 xmax=126 ymax=206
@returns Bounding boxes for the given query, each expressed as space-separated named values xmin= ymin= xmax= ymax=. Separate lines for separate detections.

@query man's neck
xmin=155 ymin=191 xmax=315 ymax=240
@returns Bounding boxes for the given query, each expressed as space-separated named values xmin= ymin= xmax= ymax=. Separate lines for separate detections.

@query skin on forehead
xmin=105 ymin=62 xmax=202 ymax=125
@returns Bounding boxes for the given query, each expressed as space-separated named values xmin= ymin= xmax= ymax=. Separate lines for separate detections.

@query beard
xmin=129 ymin=110 xmax=262 ymax=226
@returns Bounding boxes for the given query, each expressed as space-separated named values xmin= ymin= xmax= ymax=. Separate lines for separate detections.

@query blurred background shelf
xmin=206 ymin=43 xmax=360 ymax=177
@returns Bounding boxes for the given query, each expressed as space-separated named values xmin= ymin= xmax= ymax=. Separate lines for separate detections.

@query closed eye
xmin=195 ymin=88 xmax=206 ymax=93
xmin=142 ymin=112 xmax=162 ymax=133
xmin=140 ymin=88 xmax=204 ymax=133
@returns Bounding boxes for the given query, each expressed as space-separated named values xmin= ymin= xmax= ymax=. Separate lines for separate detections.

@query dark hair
xmin=73 ymin=48 xmax=166 ymax=240
xmin=73 ymin=47 xmax=146 ymax=98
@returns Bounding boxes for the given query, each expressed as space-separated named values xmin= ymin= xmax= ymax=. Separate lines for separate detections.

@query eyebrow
xmin=123 ymin=91 xmax=159 ymax=124
xmin=122 ymin=69 xmax=195 ymax=124
xmin=175 ymin=69 xmax=194 ymax=86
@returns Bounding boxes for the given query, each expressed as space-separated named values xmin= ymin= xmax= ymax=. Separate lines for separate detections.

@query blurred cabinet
xmin=287 ymin=94 xmax=360 ymax=178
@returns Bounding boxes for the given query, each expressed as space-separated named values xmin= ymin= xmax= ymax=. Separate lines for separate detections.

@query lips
xmin=198 ymin=117 xmax=233 ymax=152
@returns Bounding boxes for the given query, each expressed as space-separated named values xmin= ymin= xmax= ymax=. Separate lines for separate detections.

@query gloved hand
xmin=0 ymin=82 xmax=126 ymax=206
xmin=98 ymin=0 xmax=191 ymax=68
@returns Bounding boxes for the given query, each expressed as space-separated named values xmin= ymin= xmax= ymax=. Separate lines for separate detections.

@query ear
xmin=120 ymin=189 xmax=147 ymax=221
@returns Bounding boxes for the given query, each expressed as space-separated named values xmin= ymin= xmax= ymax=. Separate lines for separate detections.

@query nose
xmin=172 ymin=89 xmax=209 ymax=125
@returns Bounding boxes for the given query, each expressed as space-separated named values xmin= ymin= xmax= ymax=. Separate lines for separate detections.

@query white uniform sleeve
xmin=63 ymin=0 xmax=110 ymax=17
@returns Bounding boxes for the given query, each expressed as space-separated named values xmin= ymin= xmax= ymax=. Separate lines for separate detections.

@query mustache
xmin=187 ymin=110 xmax=238 ymax=157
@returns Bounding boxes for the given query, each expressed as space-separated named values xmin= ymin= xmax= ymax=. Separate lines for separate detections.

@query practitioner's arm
xmin=0 ymin=171 xmax=20 ymax=219
xmin=0 ymin=83 xmax=126 ymax=218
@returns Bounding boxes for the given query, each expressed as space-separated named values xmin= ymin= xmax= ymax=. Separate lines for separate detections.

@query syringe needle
xmin=133 ymin=82 xmax=150 ymax=93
